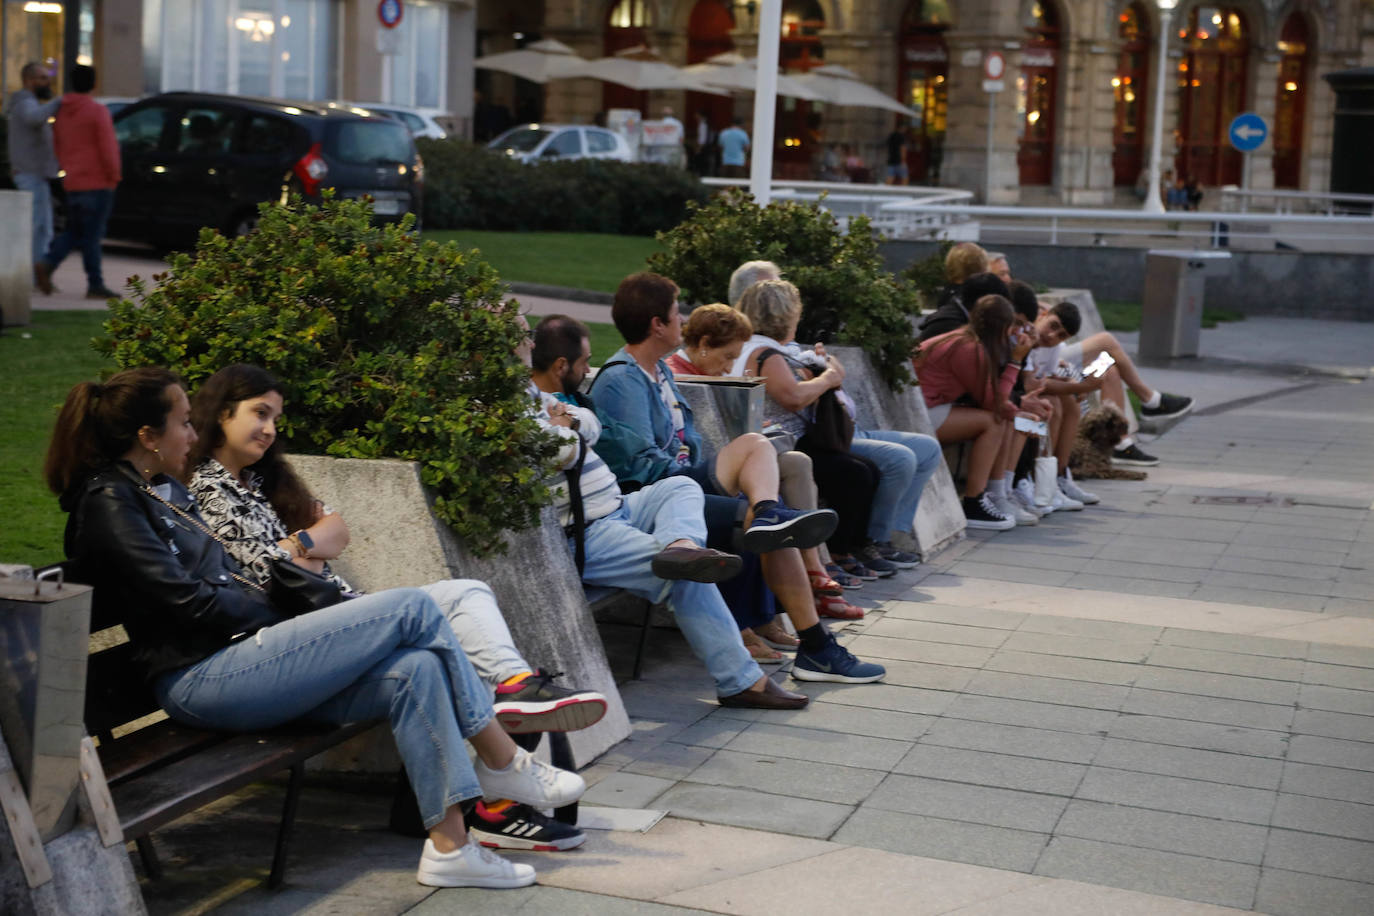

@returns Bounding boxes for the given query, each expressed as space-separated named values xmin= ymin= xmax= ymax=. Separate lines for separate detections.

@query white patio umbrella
xmin=581 ymin=45 xmax=729 ymax=95
xmin=684 ymin=52 xmax=826 ymax=102
xmin=792 ymin=64 xmax=918 ymax=117
xmin=473 ymin=38 xmax=593 ymax=84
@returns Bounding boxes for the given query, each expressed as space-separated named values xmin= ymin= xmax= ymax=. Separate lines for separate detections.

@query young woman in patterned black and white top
xmin=183 ymin=365 xmax=608 ymax=794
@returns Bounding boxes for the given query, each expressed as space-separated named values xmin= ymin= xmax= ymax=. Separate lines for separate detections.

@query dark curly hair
xmin=187 ymin=364 xmax=318 ymax=532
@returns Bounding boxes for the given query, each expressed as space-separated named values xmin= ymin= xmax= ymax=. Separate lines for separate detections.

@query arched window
xmin=603 ymin=0 xmax=651 ymax=114
xmin=1112 ymin=1 xmax=1151 ymax=186
xmin=1273 ymin=12 xmax=1310 ymax=188
xmin=1017 ymin=0 xmax=1061 ymax=186
xmin=899 ymin=0 xmax=951 ymax=184
xmin=1177 ymin=5 xmax=1249 ymax=186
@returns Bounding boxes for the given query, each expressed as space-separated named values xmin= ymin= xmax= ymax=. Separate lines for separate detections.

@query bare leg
xmin=761 ymin=548 xmax=822 ymax=632
xmin=712 ymin=433 xmax=780 ymax=525
xmin=1055 ymin=394 xmax=1079 ymax=467
xmin=936 ymin=407 xmax=1000 ymax=497
xmin=1078 ymin=332 xmax=1154 ymax=401
xmin=428 ymin=805 xmax=471 ymax=853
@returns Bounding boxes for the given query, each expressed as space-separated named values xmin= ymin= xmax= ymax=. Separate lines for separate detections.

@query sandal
xmin=815 ymin=593 xmax=865 ymax=620
xmin=807 ymin=569 xmax=844 ymax=596
xmin=741 ymin=628 xmax=784 ymax=662
xmin=824 ymin=563 xmax=864 ymax=590
xmin=754 ymin=620 xmax=801 ymax=652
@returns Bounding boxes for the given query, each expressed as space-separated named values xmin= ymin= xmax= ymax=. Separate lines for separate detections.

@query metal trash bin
xmin=1139 ymin=250 xmax=1233 ymax=359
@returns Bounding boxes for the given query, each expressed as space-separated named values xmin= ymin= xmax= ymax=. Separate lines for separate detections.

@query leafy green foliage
xmin=417 ymin=139 xmax=708 ymax=236
xmin=648 ymin=189 xmax=921 ymax=387
xmin=99 ymin=194 xmax=556 ymax=555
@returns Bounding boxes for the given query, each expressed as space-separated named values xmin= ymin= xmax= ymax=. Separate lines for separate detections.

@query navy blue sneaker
xmin=741 ymin=505 xmax=838 ymax=553
xmin=792 ymin=633 xmax=886 ymax=684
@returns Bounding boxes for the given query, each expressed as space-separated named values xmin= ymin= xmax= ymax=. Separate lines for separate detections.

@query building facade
xmin=519 ymin=0 xmax=1371 ymax=202
xmin=5 ymin=0 xmax=1370 ymax=202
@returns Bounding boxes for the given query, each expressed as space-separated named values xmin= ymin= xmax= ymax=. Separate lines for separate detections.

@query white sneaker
xmin=1059 ymin=470 xmax=1100 ymax=506
xmin=1012 ymin=479 xmax=1049 ymax=518
xmin=992 ymin=492 xmax=1038 ymax=526
xmin=474 ymin=746 xmax=586 ymax=808
xmin=1051 ymin=488 xmax=1085 ymax=512
xmin=416 ymin=837 xmax=536 ymax=888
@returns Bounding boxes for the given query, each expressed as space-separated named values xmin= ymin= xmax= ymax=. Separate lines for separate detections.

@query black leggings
xmin=797 ymin=438 xmax=881 ymax=554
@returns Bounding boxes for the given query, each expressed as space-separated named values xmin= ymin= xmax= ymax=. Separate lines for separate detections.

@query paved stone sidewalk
xmin=122 ymin=363 xmax=1370 ymax=915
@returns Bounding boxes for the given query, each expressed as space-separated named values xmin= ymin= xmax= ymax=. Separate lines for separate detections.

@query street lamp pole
xmin=1143 ymin=0 xmax=1178 ymax=213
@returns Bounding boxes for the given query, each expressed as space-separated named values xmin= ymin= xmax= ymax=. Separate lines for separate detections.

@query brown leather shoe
xmin=650 ymin=545 xmax=742 ymax=583
xmin=718 ymin=677 xmax=809 ymax=710
xmin=33 ymin=261 xmax=53 ymax=295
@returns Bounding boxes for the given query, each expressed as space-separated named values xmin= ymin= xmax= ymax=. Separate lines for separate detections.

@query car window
xmin=326 ymin=120 xmax=414 ymax=165
xmin=397 ymin=112 xmax=426 ymax=133
xmin=236 ymin=114 xmax=301 ymax=157
xmin=174 ymin=107 xmax=236 ymax=155
xmin=544 ymin=129 xmax=582 ymax=158
xmin=490 ymin=128 xmax=549 ymax=153
xmin=115 ymin=105 xmax=170 ymax=154
xmin=586 ymin=129 xmax=618 ymax=154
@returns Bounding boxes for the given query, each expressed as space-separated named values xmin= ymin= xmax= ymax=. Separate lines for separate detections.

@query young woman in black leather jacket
xmin=46 ymin=367 xmax=584 ymax=889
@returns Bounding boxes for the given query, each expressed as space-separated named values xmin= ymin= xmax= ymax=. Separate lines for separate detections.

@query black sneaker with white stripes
xmin=465 ymin=801 xmax=586 ymax=851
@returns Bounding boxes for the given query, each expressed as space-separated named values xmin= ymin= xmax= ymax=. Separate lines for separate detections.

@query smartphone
xmin=1083 ymin=352 xmax=1116 ymax=378
xmin=1014 ymin=416 xmax=1049 ymax=436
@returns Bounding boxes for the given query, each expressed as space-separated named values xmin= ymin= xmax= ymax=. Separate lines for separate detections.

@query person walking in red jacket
xmin=34 ymin=65 xmax=121 ymax=300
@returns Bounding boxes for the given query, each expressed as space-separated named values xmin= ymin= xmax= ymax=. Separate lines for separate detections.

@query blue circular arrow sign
xmin=1229 ymin=112 xmax=1268 ymax=152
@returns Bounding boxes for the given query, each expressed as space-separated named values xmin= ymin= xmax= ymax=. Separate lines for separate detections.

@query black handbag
xmin=267 ymin=557 xmax=347 ymax=614
xmin=755 ymin=347 xmax=855 ymax=454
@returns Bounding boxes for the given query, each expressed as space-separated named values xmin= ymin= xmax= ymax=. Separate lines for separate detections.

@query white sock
xmin=1117 ymin=436 xmax=1134 ymax=450
xmin=988 ymin=478 xmax=1006 ymax=498
xmin=1003 ymin=471 xmax=1014 ymax=490
xmin=1142 ymin=391 xmax=1161 ymax=409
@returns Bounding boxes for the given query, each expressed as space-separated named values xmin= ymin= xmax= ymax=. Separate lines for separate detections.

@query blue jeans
xmin=154 ymin=587 xmax=492 ymax=830
xmin=851 ymin=429 xmax=943 ymax=542
xmin=576 ymin=476 xmax=762 ymax=696
xmin=42 ymin=187 xmax=113 ymax=292
xmin=14 ymin=173 xmax=52 ymax=263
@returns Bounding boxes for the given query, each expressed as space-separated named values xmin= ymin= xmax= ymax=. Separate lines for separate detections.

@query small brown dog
xmin=1070 ymin=405 xmax=1148 ymax=480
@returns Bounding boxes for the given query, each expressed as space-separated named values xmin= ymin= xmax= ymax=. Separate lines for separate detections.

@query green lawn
xmin=1 ymin=312 xmax=114 ymax=567
xmin=1097 ymin=300 xmax=1246 ymax=333
xmin=424 ymin=230 xmax=662 ymax=293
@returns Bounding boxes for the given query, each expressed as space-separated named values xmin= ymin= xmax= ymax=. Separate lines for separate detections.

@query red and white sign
xmin=377 ymin=0 xmax=403 ymax=28
xmin=983 ymin=51 xmax=1005 ymax=81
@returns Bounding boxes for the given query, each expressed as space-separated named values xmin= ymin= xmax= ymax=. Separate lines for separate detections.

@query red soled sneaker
xmin=493 ymin=670 xmax=608 ymax=734
xmin=466 ymin=800 xmax=586 ymax=852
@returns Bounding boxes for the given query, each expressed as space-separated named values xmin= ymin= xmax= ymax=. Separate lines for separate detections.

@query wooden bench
xmin=78 ymin=572 xmax=382 ymax=888
xmin=71 ymin=564 xmax=579 ymax=889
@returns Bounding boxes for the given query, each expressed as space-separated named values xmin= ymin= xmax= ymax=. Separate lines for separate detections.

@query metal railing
xmin=701 ymin=178 xmax=974 ymax=236
xmin=876 ymin=201 xmax=1374 ymax=251
xmin=1219 ymin=187 xmax=1374 ymax=216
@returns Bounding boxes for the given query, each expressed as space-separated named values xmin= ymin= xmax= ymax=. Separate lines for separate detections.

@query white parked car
xmin=327 ymin=102 xmax=453 ymax=139
xmin=488 ymin=124 xmax=634 ymax=164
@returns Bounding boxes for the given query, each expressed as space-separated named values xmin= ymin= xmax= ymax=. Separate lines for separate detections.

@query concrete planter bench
xmin=288 ymin=456 xmax=632 ymax=772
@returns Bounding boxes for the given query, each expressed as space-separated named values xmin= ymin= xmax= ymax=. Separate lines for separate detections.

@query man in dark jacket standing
xmin=34 ymin=64 xmax=121 ymax=299
xmin=6 ymin=62 xmax=61 ymax=283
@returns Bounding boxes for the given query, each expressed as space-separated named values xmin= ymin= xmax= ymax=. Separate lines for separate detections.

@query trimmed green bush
xmin=99 ymin=194 xmax=556 ymax=556
xmin=900 ymin=240 xmax=953 ymax=310
xmin=416 ymin=138 xmax=707 ymax=236
xmin=648 ymin=189 xmax=922 ymax=388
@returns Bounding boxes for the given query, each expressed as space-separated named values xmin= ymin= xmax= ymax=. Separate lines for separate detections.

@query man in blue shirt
xmin=717 ymin=117 xmax=750 ymax=179
xmin=589 ymin=273 xmax=886 ymax=685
